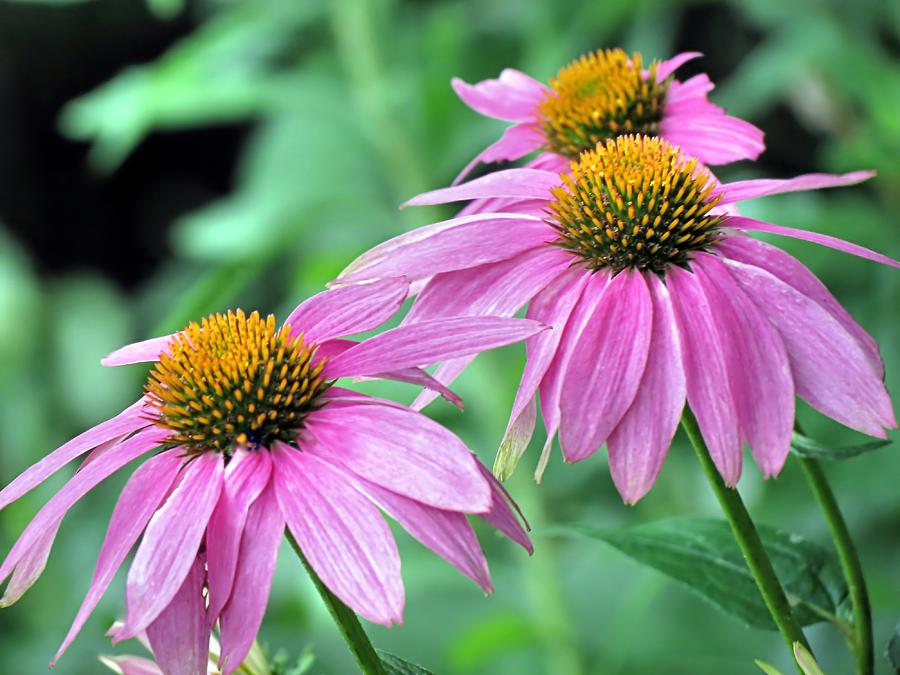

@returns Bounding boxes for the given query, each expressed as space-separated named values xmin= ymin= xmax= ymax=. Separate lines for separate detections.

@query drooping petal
xmin=325 ymin=316 xmax=546 ymax=379
xmin=305 ymin=403 xmax=490 ymax=513
xmin=667 ymin=265 xmax=743 ymax=485
xmin=0 ymin=426 xmax=167 ymax=586
xmin=52 ymin=451 xmax=184 ymax=663
xmin=369 ymin=367 xmax=464 ymax=410
xmin=607 ymin=274 xmax=686 ymax=504
xmin=404 ymin=169 xmax=560 ymax=207
xmin=454 ymin=122 xmax=544 ymax=185
xmin=145 ymin=557 xmax=209 ymax=675
xmin=102 ymin=336 xmax=174 ymax=367
xmin=716 ymin=171 xmax=875 ymax=204
xmin=693 ymin=254 xmax=794 ymax=478
xmin=725 ymin=216 xmax=900 ymax=269
xmin=475 ymin=464 xmax=532 ymax=554
xmin=0 ymin=517 xmax=62 ymax=607
xmin=0 ymin=398 xmax=149 ymax=510
xmin=283 ymin=278 xmax=409 ymax=343
xmin=99 ymin=655 xmax=163 ymax=675
xmin=559 ymin=270 xmax=653 ymax=463
xmin=355 ymin=478 xmax=492 ymax=593
xmin=272 ymin=444 xmax=403 ymax=626
xmin=218 ymin=483 xmax=284 ymax=675
xmin=716 ymin=235 xmax=883 ymax=377
xmin=117 ymin=452 xmax=224 ymax=640
xmin=724 ymin=259 xmax=896 ymax=437
xmin=206 ymin=449 xmax=273 ymax=624
xmin=655 ymin=51 xmax=702 ymax=81
xmin=452 ymin=69 xmax=548 ymax=122
xmin=338 ymin=213 xmax=550 ymax=284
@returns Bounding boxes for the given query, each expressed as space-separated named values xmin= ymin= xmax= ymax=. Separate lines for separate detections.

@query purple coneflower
xmin=452 ymin=48 xmax=764 ymax=182
xmin=0 ymin=281 xmax=539 ymax=674
xmin=338 ymin=135 xmax=898 ymax=502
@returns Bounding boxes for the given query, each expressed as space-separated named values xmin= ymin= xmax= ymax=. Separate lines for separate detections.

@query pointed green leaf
xmin=378 ymin=651 xmax=435 ymax=675
xmin=790 ymin=431 xmax=891 ymax=461
xmin=887 ymin=624 xmax=900 ymax=674
xmin=755 ymin=659 xmax=785 ymax=675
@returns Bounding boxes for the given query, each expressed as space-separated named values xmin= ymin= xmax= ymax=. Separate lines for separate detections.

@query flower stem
xmin=287 ymin=533 xmax=387 ymax=675
xmin=680 ymin=409 xmax=811 ymax=669
xmin=796 ymin=453 xmax=872 ymax=675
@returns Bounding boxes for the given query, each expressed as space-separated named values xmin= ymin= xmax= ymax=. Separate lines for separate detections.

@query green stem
xmin=287 ymin=533 xmax=387 ymax=675
xmin=680 ymin=409 xmax=811 ymax=670
xmin=796 ymin=453 xmax=872 ymax=675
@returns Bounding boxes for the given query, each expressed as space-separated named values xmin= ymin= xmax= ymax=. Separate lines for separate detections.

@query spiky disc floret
xmin=538 ymin=49 xmax=670 ymax=158
xmin=146 ymin=310 xmax=329 ymax=453
xmin=549 ymin=135 xmax=723 ymax=273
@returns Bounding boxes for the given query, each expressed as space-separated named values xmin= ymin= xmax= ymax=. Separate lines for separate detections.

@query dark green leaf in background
xmin=887 ymin=625 xmax=900 ymax=674
xmin=790 ymin=431 xmax=891 ymax=461
xmin=378 ymin=650 xmax=435 ymax=675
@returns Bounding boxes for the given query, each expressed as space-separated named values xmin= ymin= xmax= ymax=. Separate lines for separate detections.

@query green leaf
xmin=378 ymin=650 xmax=434 ymax=675
xmin=887 ymin=625 xmax=900 ymax=674
xmin=755 ymin=659 xmax=785 ymax=675
xmin=791 ymin=430 xmax=891 ymax=461
xmin=794 ymin=643 xmax=827 ymax=675
xmin=558 ymin=517 xmax=850 ymax=631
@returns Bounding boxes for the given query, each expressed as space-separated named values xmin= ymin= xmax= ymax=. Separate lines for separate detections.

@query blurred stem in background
xmin=681 ymin=409 xmax=811 ymax=673
xmin=795 ymin=428 xmax=873 ymax=675
xmin=287 ymin=533 xmax=388 ymax=675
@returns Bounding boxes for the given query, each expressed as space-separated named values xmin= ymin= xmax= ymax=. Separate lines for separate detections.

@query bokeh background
xmin=1 ymin=0 xmax=898 ymax=673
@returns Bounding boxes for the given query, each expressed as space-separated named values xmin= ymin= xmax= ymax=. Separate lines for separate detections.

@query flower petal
xmin=607 ymin=274 xmax=686 ymax=503
xmin=145 ymin=557 xmax=209 ymax=675
xmin=404 ymin=169 xmax=561 ymax=207
xmin=725 ymin=215 xmax=900 ymax=269
xmin=475 ymin=464 xmax=532 ymax=554
xmin=102 ymin=336 xmax=174 ymax=367
xmin=117 ymin=452 xmax=224 ymax=639
xmin=99 ymin=655 xmax=163 ymax=675
xmin=355 ymin=478 xmax=491 ymax=593
xmin=206 ymin=449 xmax=272 ymax=624
xmin=452 ymin=69 xmax=548 ymax=122
xmin=52 ymin=451 xmax=184 ymax=663
xmin=453 ymin=123 xmax=544 ymax=184
xmin=667 ymin=265 xmax=743 ymax=485
xmin=661 ymin=112 xmax=764 ymax=164
xmin=724 ymin=259 xmax=896 ymax=437
xmin=716 ymin=171 xmax=875 ymax=205
xmin=0 ymin=398 xmax=148 ymax=510
xmin=306 ymin=403 xmax=490 ymax=512
xmin=218 ymin=482 xmax=284 ymax=675
xmin=283 ymin=279 xmax=409 ymax=343
xmin=693 ymin=254 xmax=794 ymax=478
xmin=0 ymin=426 xmax=167 ymax=586
xmin=560 ymin=270 xmax=653 ymax=463
xmin=325 ymin=316 xmax=546 ymax=379
xmin=655 ymin=51 xmax=702 ymax=81
xmin=0 ymin=517 xmax=62 ymax=607
xmin=272 ymin=444 xmax=403 ymax=625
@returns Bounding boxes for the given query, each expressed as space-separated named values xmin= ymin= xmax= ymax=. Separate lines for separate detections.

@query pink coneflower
xmin=452 ymin=48 xmax=764 ymax=182
xmin=338 ymin=135 xmax=898 ymax=502
xmin=0 ymin=281 xmax=539 ymax=674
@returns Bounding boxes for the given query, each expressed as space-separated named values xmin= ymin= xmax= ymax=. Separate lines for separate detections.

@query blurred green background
xmin=0 ymin=0 xmax=898 ymax=673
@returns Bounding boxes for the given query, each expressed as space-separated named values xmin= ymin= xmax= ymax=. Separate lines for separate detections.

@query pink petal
xmin=0 ymin=426 xmax=167 ymax=586
xmin=305 ymin=403 xmax=490 ymax=512
xmin=369 ymin=367 xmax=464 ymax=410
xmin=717 ymin=235 xmax=883 ymax=377
xmin=326 ymin=316 xmax=547 ymax=379
xmin=283 ymin=278 xmax=409 ymax=343
xmin=475 ymin=464 xmax=532 ymax=554
xmin=102 ymin=336 xmax=174 ymax=367
xmin=607 ymin=274 xmax=686 ymax=503
xmin=693 ymin=254 xmax=794 ymax=478
xmin=117 ymin=452 xmax=224 ymax=639
xmin=716 ymin=171 xmax=875 ymax=205
xmin=0 ymin=398 xmax=148 ymax=510
xmin=355 ymin=478 xmax=492 ymax=593
xmin=0 ymin=517 xmax=62 ymax=607
xmin=560 ymin=271 xmax=653 ymax=462
xmin=661 ymin=112 xmax=764 ymax=164
xmin=667 ymin=265 xmax=743 ymax=485
xmin=453 ymin=123 xmax=544 ymax=185
xmin=99 ymin=655 xmax=163 ymax=675
xmin=665 ymin=74 xmax=714 ymax=105
xmin=724 ymin=259 xmax=896 ymax=437
xmin=272 ymin=444 xmax=404 ymax=626
xmin=145 ymin=557 xmax=210 ymax=675
xmin=206 ymin=449 xmax=273 ymax=624
xmin=655 ymin=51 xmax=702 ymax=81
xmin=725 ymin=215 xmax=900 ymax=269
xmin=451 ymin=69 xmax=548 ymax=122
xmin=52 ymin=451 xmax=184 ymax=663
xmin=219 ymin=483 xmax=284 ymax=675
xmin=405 ymin=169 xmax=560 ymax=207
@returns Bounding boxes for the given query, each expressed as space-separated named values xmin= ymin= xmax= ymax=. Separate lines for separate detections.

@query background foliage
xmin=0 ymin=0 xmax=897 ymax=673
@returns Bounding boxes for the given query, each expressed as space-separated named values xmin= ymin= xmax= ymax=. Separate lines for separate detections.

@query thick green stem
xmin=287 ymin=533 xmax=386 ymax=675
xmin=681 ymin=409 xmax=811 ymax=670
xmin=797 ymin=454 xmax=873 ymax=675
